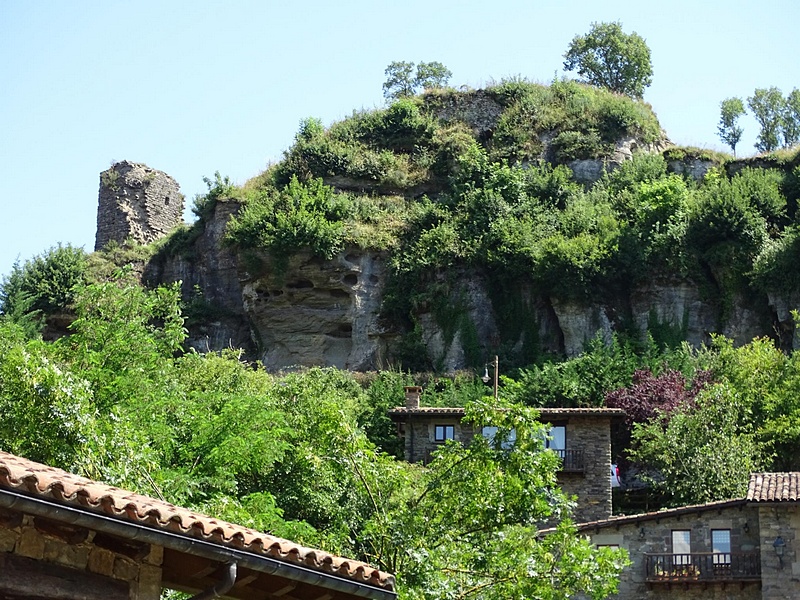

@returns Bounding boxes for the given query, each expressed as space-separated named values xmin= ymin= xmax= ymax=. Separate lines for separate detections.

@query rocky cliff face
xmin=144 ymin=199 xmax=253 ymax=355
xmin=240 ymin=250 xmax=391 ymax=370
xmin=144 ymin=193 xmax=784 ymax=371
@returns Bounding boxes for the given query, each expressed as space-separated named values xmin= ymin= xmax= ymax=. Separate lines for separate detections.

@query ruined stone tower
xmin=95 ymin=160 xmax=184 ymax=250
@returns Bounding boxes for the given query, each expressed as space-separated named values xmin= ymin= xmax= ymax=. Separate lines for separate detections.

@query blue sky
xmin=1 ymin=0 xmax=798 ymax=278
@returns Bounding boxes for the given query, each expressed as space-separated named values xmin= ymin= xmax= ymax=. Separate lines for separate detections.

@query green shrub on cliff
xmin=0 ymin=244 xmax=88 ymax=334
xmin=227 ymin=176 xmax=350 ymax=262
xmin=487 ymin=79 xmax=661 ymax=163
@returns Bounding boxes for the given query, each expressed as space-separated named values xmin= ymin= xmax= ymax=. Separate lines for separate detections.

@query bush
xmin=685 ymin=175 xmax=768 ymax=273
xmin=1 ymin=244 xmax=88 ymax=325
xmin=487 ymin=80 xmax=661 ymax=164
xmin=729 ymin=167 xmax=787 ymax=230
xmin=226 ymin=177 xmax=350 ymax=263
xmin=751 ymin=226 xmax=800 ymax=294
xmin=551 ymin=130 xmax=606 ymax=162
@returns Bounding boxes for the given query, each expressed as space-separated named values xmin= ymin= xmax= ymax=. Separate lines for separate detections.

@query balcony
xmin=645 ymin=553 xmax=761 ymax=584
xmin=553 ymin=449 xmax=584 ymax=472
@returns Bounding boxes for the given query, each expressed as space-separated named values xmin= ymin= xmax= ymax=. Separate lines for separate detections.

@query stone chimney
xmin=404 ymin=386 xmax=422 ymax=409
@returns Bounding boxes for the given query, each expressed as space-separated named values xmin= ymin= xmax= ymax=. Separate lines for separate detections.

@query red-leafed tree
xmin=605 ymin=368 xmax=712 ymax=463
xmin=606 ymin=368 xmax=711 ymax=425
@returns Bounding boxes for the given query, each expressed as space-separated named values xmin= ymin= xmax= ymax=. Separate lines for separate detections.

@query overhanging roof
xmin=0 ymin=451 xmax=396 ymax=600
xmin=388 ymin=406 xmax=625 ymax=419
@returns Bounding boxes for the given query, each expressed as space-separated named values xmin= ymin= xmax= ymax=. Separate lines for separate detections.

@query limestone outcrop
xmin=241 ymin=250 xmax=390 ymax=370
xmin=145 ymin=195 xmax=786 ymax=370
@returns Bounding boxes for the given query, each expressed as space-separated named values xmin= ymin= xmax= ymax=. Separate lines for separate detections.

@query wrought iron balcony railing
xmin=645 ymin=552 xmax=761 ymax=583
xmin=552 ymin=448 xmax=584 ymax=472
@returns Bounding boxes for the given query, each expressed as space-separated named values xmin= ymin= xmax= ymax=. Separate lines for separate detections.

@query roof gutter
xmin=189 ymin=561 xmax=237 ymax=600
xmin=0 ymin=488 xmax=396 ymax=600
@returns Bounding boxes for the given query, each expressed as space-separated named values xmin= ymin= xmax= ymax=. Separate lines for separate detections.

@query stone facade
xmin=95 ymin=160 xmax=183 ymax=251
xmin=556 ymin=413 xmax=614 ymax=523
xmin=580 ymin=500 xmax=800 ymax=600
xmin=390 ymin=397 xmax=620 ymax=523
xmin=0 ymin=509 xmax=162 ymax=599
xmin=758 ymin=504 xmax=800 ymax=600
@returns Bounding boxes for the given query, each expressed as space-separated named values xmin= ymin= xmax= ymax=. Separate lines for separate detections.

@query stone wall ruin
xmin=95 ymin=161 xmax=183 ymax=250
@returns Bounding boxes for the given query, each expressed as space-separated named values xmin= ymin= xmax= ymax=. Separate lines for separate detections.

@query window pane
xmin=712 ymin=530 xmax=731 ymax=564
xmin=548 ymin=426 xmax=566 ymax=451
xmin=672 ymin=530 xmax=691 ymax=565
xmin=435 ymin=425 xmax=454 ymax=441
xmin=483 ymin=426 xmax=515 ymax=448
xmin=672 ymin=530 xmax=691 ymax=553
xmin=504 ymin=428 xmax=516 ymax=450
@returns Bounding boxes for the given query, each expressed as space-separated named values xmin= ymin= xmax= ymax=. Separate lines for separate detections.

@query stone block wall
xmin=0 ymin=508 xmax=163 ymax=599
xmin=758 ymin=505 xmax=800 ymax=600
xmin=557 ymin=415 xmax=613 ymax=523
xmin=404 ymin=417 xmax=470 ymax=464
xmin=95 ymin=160 xmax=183 ymax=251
xmin=588 ymin=505 xmax=761 ymax=600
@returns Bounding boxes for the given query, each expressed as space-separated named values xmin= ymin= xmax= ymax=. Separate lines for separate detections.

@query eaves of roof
xmin=388 ymin=407 xmax=625 ymax=418
xmin=540 ymin=498 xmax=749 ymax=534
xmin=0 ymin=451 xmax=395 ymax=598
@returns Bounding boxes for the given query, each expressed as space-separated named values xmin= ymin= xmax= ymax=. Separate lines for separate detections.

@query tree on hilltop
xmin=783 ymin=88 xmax=800 ymax=148
xmin=383 ymin=60 xmax=452 ymax=100
xmin=748 ymin=87 xmax=785 ymax=153
xmin=563 ymin=21 xmax=653 ymax=98
xmin=717 ymin=97 xmax=746 ymax=156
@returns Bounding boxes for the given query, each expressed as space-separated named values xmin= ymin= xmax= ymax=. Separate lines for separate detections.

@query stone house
xmin=568 ymin=472 xmax=800 ymax=600
xmin=388 ymin=386 xmax=625 ymax=523
xmin=0 ymin=450 xmax=396 ymax=600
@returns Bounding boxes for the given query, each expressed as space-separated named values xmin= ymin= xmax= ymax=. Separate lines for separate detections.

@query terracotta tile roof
xmin=747 ymin=472 xmax=800 ymax=502
xmin=0 ymin=451 xmax=394 ymax=591
xmin=389 ymin=406 xmax=625 ymax=418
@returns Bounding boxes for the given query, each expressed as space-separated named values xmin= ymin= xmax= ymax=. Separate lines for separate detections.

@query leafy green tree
xmin=56 ymin=276 xmax=186 ymax=412
xmin=628 ymin=336 xmax=798 ymax=505
xmin=748 ymin=87 xmax=786 ymax=153
xmin=717 ymin=97 xmax=746 ymax=156
xmin=362 ymin=402 xmax=628 ymax=599
xmin=630 ymin=381 xmax=763 ymax=505
xmin=383 ymin=61 xmax=452 ymax=100
xmin=562 ymin=21 xmax=653 ymax=98
xmin=0 ymin=321 xmax=98 ymax=468
xmin=783 ymin=88 xmax=800 ymax=148
xmin=0 ymin=244 xmax=88 ymax=332
xmin=383 ymin=61 xmax=418 ymax=100
xmin=414 ymin=61 xmax=452 ymax=91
